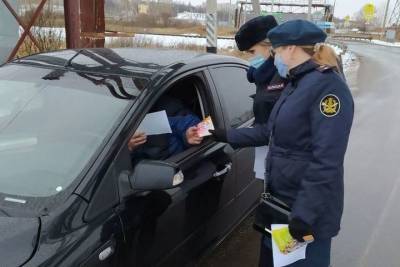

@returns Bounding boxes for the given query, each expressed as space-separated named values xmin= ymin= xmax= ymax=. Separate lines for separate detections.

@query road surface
xmin=200 ymin=42 xmax=400 ymax=267
xmin=332 ymin=42 xmax=400 ymax=267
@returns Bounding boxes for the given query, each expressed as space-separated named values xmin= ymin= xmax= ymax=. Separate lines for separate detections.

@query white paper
xmin=254 ymin=146 xmax=268 ymax=180
xmin=271 ymin=224 xmax=307 ymax=267
xmin=137 ymin=110 xmax=172 ymax=135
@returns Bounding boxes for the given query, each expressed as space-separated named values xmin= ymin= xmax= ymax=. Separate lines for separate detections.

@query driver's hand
xmin=186 ymin=126 xmax=203 ymax=145
xmin=128 ymin=132 xmax=147 ymax=151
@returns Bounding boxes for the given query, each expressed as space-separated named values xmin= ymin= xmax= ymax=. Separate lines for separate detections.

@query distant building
xmin=175 ymin=12 xmax=206 ymax=25
xmin=18 ymin=0 xmax=63 ymax=15
xmin=138 ymin=3 xmax=149 ymax=14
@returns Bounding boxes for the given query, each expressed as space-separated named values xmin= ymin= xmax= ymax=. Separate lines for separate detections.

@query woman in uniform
xmin=235 ymin=15 xmax=286 ymax=125
xmin=213 ymin=20 xmax=354 ymax=266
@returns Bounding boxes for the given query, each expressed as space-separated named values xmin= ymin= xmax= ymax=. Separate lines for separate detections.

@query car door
xmin=208 ymin=65 xmax=263 ymax=220
xmin=116 ymin=70 xmax=237 ymax=267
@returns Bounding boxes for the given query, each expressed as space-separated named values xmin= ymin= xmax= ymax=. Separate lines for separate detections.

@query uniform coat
xmin=227 ymin=60 xmax=354 ymax=239
xmin=247 ymin=58 xmax=287 ymax=124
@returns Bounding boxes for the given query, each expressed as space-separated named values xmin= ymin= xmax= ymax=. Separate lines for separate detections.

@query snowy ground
xmin=107 ymin=33 xmax=237 ymax=49
xmin=23 ymin=27 xmax=359 ymax=83
xmin=27 ymin=27 xmax=353 ymax=53
xmin=341 ymin=50 xmax=360 ymax=92
xmin=371 ymin=39 xmax=400 ymax=47
xmin=26 ymin=27 xmax=238 ymax=49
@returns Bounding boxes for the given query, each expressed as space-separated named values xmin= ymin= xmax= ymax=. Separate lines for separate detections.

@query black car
xmin=0 ymin=48 xmax=262 ymax=267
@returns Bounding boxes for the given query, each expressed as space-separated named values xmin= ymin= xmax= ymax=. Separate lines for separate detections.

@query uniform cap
xmin=235 ymin=15 xmax=278 ymax=51
xmin=267 ymin=19 xmax=327 ymax=48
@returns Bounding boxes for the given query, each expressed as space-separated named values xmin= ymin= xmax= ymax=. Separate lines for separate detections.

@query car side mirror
xmin=129 ymin=160 xmax=184 ymax=190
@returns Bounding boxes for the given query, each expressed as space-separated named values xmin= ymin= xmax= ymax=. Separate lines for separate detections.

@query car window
xmin=0 ymin=64 xmax=139 ymax=198
xmin=129 ymin=77 xmax=206 ymax=164
xmin=210 ymin=66 xmax=256 ymax=128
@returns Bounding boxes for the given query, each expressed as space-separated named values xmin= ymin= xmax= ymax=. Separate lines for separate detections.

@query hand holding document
xmin=196 ymin=116 xmax=215 ymax=137
xmin=137 ymin=110 xmax=172 ymax=136
xmin=271 ymin=224 xmax=309 ymax=267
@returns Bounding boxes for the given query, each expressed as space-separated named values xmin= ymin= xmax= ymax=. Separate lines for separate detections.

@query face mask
xmin=249 ymin=55 xmax=266 ymax=69
xmin=274 ymin=54 xmax=289 ymax=78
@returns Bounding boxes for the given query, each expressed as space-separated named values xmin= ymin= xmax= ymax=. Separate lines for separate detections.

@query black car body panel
xmin=0 ymin=48 xmax=261 ymax=267
xmin=0 ymin=216 xmax=39 ymax=266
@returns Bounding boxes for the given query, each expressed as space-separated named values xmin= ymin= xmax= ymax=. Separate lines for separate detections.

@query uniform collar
xmin=248 ymin=57 xmax=276 ymax=85
xmin=288 ymin=59 xmax=319 ymax=87
xmin=287 ymin=59 xmax=319 ymax=82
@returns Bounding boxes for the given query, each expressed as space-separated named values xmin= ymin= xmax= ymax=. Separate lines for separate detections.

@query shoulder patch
xmin=320 ymin=94 xmax=340 ymax=117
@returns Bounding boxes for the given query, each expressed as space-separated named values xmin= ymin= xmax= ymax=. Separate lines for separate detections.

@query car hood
xmin=0 ymin=216 xmax=39 ymax=267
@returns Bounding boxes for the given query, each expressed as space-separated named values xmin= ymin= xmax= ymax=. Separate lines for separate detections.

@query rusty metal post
xmin=80 ymin=0 xmax=105 ymax=48
xmin=64 ymin=0 xmax=81 ymax=48
xmin=95 ymin=0 xmax=105 ymax=48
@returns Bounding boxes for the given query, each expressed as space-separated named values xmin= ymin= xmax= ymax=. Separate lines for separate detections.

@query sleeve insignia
xmin=320 ymin=94 xmax=340 ymax=117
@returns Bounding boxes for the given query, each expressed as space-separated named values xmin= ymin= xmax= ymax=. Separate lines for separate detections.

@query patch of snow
xmin=28 ymin=27 xmax=237 ymax=49
xmin=342 ymin=51 xmax=356 ymax=73
xmin=108 ymin=33 xmax=237 ymax=49
xmin=371 ymin=39 xmax=400 ymax=47
xmin=341 ymin=50 xmax=360 ymax=92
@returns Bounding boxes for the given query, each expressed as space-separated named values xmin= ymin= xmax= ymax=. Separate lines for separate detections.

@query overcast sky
xmin=334 ymin=0 xmax=387 ymax=18
xmin=182 ymin=0 xmax=390 ymax=19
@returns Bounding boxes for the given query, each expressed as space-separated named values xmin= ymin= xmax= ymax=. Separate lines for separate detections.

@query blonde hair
xmin=258 ymin=40 xmax=272 ymax=47
xmin=299 ymin=43 xmax=339 ymax=70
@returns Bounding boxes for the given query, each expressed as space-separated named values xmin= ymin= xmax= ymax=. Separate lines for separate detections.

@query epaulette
xmin=316 ymin=65 xmax=334 ymax=73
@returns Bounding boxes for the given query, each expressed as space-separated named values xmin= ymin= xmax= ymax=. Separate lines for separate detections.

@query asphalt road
xmin=332 ymin=42 xmax=400 ymax=267
xmin=200 ymin=43 xmax=400 ymax=267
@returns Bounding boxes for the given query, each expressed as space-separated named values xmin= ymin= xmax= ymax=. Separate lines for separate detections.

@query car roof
xmin=12 ymin=48 xmax=248 ymax=88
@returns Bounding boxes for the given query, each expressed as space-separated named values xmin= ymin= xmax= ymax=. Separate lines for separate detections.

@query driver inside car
xmin=128 ymin=95 xmax=204 ymax=161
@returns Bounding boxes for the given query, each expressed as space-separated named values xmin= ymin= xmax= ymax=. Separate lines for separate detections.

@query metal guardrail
xmin=133 ymin=31 xmax=236 ymax=41
xmin=332 ymin=34 xmax=373 ymax=41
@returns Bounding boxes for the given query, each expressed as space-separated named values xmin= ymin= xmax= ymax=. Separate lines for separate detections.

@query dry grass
xmin=106 ymin=22 xmax=237 ymax=38
xmin=15 ymin=1 xmax=240 ymax=60
xmin=106 ymin=37 xmax=248 ymax=61
xmin=16 ymin=1 xmax=65 ymax=58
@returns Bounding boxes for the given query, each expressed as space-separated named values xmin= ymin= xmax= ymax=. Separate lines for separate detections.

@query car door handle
xmin=213 ymin=163 xmax=232 ymax=178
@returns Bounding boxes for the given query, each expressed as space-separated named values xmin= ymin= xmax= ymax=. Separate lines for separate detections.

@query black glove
xmin=209 ymin=128 xmax=227 ymax=143
xmin=289 ymin=218 xmax=313 ymax=242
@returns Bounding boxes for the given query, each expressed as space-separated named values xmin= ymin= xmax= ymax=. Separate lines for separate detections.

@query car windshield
xmin=0 ymin=64 xmax=140 ymax=198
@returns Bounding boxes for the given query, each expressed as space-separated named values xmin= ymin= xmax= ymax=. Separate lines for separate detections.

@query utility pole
xmin=308 ymin=0 xmax=312 ymax=21
xmin=252 ymin=0 xmax=261 ymax=16
xmin=206 ymin=0 xmax=218 ymax=53
xmin=228 ymin=0 xmax=232 ymax=27
xmin=382 ymin=0 xmax=391 ymax=28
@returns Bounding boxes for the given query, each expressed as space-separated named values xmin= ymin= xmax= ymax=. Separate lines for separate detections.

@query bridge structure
xmin=1 ymin=0 xmax=106 ymax=61
xmin=388 ymin=0 xmax=400 ymax=27
xmin=235 ymin=0 xmax=334 ymax=28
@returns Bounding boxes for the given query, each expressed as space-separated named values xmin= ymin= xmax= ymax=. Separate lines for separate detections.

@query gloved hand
xmin=289 ymin=218 xmax=313 ymax=242
xmin=209 ymin=128 xmax=227 ymax=143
